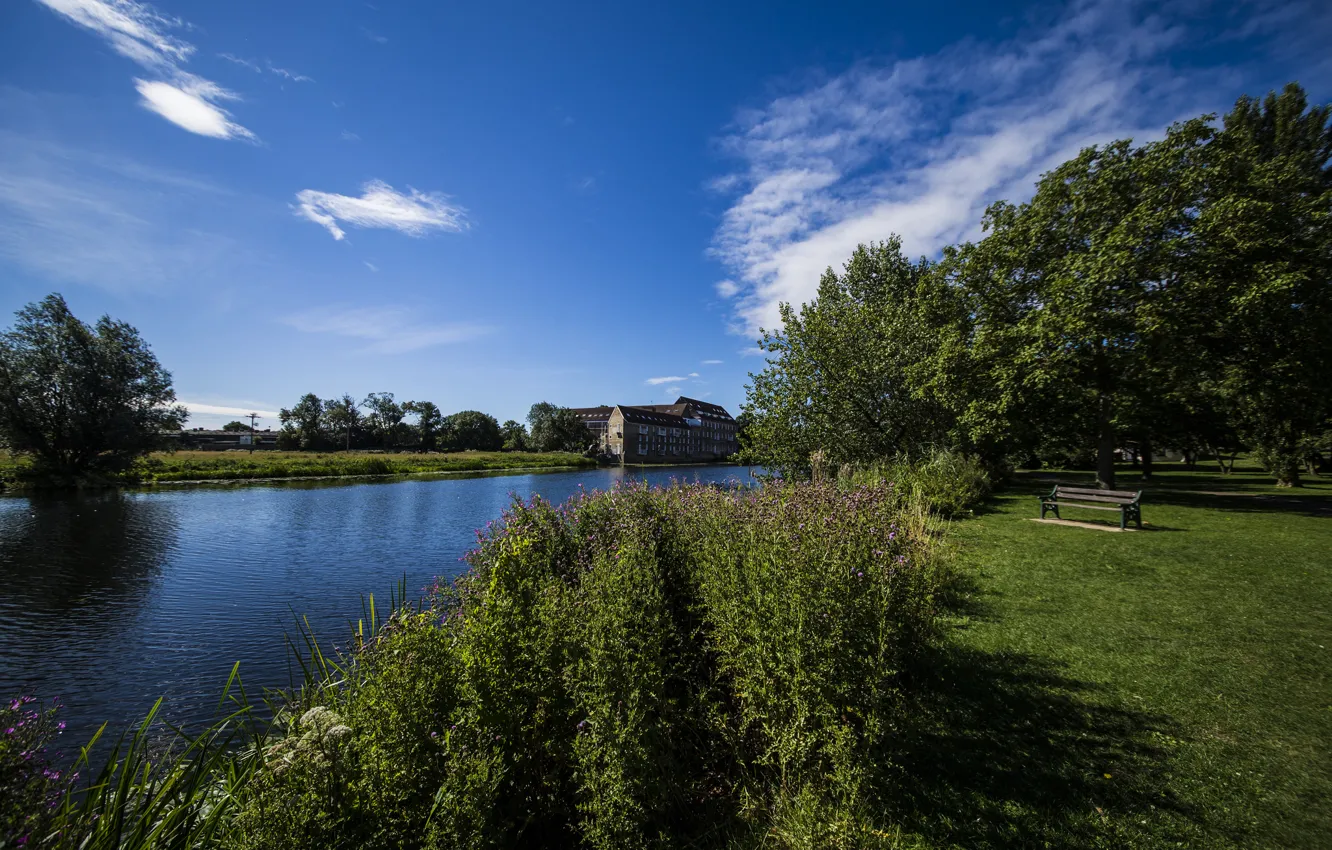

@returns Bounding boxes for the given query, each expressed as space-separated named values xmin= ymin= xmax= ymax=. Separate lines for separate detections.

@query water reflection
xmin=0 ymin=465 xmax=756 ymax=746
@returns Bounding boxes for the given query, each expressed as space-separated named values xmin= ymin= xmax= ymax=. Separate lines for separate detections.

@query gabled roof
xmin=571 ymin=406 xmax=614 ymax=423
xmin=615 ymin=405 xmax=691 ymax=428
xmin=675 ymin=396 xmax=733 ymax=420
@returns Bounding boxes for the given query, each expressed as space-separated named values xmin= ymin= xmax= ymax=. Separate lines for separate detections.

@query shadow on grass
xmin=880 ymin=643 xmax=1204 ymax=849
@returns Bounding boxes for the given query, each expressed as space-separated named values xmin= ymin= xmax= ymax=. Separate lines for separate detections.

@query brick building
xmin=571 ymin=397 xmax=739 ymax=462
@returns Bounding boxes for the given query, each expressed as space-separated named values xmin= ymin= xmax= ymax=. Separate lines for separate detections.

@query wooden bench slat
xmin=1047 ymin=492 xmax=1136 ymax=505
xmin=1054 ymin=502 xmax=1122 ymax=511
xmin=1054 ymin=490 xmax=1140 ymax=503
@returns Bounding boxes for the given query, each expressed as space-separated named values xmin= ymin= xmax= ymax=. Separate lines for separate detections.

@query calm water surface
xmin=0 ymin=465 xmax=758 ymax=746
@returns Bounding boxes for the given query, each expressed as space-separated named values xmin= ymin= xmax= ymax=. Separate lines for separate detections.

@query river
xmin=0 ymin=465 xmax=758 ymax=748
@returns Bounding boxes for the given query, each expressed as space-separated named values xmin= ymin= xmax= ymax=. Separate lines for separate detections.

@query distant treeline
xmin=267 ymin=394 xmax=593 ymax=454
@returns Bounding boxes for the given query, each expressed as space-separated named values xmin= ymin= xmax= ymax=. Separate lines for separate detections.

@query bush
xmin=1 ymin=697 xmax=66 ymax=846
xmin=836 ymin=450 xmax=993 ymax=518
xmin=224 ymin=480 xmax=945 ymax=849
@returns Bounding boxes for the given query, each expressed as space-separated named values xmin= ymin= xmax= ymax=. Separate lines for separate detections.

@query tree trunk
xmin=1140 ymin=439 xmax=1154 ymax=481
xmin=1096 ymin=395 xmax=1117 ymax=491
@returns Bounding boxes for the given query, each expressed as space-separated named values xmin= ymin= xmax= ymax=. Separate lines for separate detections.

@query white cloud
xmin=36 ymin=0 xmax=192 ymax=68
xmin=178 ymin=401 xmax=280 ymax=419
xmin=709 ymin=0 xmax=1329 ymax=337
xmin=135 ymin=76 xmax=256 ymax=141
xmin=364 ymin=261 xmax=379 ymax=272
xmin=294 ymin=180 xmax=467 ymax=241
xmin=218 ymin=53 xmax=314 ymax=83
xmin=715 ymin=279 xmax=740 ymax=298
xmin=645 ymin=375 xmax=689 ymax=386
xmin=217 ymin=52 xmax=261 ymax=72
xmin=36 ymin=0 xmax=258 ymax=140
xmin=666 ymin=386 xmax=682 ymax=396
xmin=340 ymin=130 xmax=361 ymax=142
xmin=701 ymin=359 xmax=723 ymax=365
xmin=688 ymin=372 xmax=700 ymax=378
xmin=281 ymin=305 xmax=493 ymax=354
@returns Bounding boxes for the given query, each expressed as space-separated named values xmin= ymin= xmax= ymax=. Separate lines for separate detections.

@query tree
xmin=527 ymin=402 xmax=589 ymax=453
xmin=1193 ymin=84 xmax=1332 ymax=486
xmin=448 ymin=410 xmax=503 ymax=451
xmin=278 ymin=393 xmax=328 ymax=450
xmin=322 ymin=394 xmax=363 ymax=451
xmin=741 ymin=239 xmax=964 ymax=472
xmin=221 ymin=420 xmax=247 ymax=432
xmin=500 ymin=419 xmax=529 ymax=451
xmin=362 ymin=392 xmax=405 ymax=450
xmin=404 ymin=400 xmax=445 ymax=451
xmin=955 ymin=122 xmax=1212 ymax=489
xmin=0 ymin=293 xmax=186 ymax=477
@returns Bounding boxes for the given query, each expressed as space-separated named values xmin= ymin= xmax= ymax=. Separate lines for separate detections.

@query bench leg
xmin=1120 ymin=509 xmax=1127 ymax=530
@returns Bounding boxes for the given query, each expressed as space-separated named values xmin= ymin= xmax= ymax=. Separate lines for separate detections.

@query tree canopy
xmin=742 ymin=83 xmax=1332 ymax=487
xmin=527 ymin=402 xmax=589 ymax=453
xmin=0 ymin=294 xmax=186 ymax=477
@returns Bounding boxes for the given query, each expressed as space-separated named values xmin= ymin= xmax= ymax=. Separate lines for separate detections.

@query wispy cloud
xmin=218 ymin=53 xmax=314 ymax=83
xmin=294 ymin=180 xmax=467 ymax=241
xmin=645 ymin=376 xmax=689 ymax=386
xmin=361 ymin=27 xmax=388 ymax=44
xmin=701 ymin=359 xmax=723 ymax=365
xmin=340 ymin=130 xmax=361 ymax=142
xmin=0 ymin=127 xmax=238 ymax=292
xmin=178 ymin=401 xmax=280 ymax=420
xmin=281 ymin=305 xmax=493 ymax=354
xmin=364 ymin=261 xmax=379 ymax=272
xmin=709 ymin=0 xmax=1331 ymax=337
xmin=134 ymin=75 xmax=257 ymax=141
xmin=36 ymin=0 xmax=257 ymax=140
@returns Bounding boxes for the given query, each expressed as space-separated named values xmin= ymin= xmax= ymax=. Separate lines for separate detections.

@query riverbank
xmin=0 ymin=449 xmax=598 ymax=489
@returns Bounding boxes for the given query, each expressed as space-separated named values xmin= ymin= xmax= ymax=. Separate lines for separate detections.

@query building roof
xmin=615 ymin=405 xmax=693 ymax=428
xmin=675 ymin=396 xmax=734 ymax=421
xmin=571 ymin=406 xmax=614 ymax=423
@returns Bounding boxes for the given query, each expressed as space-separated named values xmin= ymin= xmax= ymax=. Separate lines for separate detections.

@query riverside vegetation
xmin=0 ymin=449 xmax=595 ymax=487
xmin=1 ymin=468 xmax=957 ymax=849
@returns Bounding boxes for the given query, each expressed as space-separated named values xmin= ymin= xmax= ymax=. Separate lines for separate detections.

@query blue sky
xmin=2 ymin=0 xmax=1329 ymax=428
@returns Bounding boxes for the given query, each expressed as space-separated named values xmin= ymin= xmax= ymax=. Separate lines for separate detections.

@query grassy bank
xmin=891 ymin=463 xmax=1331 ymax=848
xmin=0 ymin=449 xmax=596 ymax=487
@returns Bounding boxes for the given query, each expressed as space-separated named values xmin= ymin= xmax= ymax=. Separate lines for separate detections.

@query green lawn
xmin=884 ymin=463 xmax=1331 ymax=849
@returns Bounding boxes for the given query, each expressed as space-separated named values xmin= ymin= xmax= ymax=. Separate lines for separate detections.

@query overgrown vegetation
xmin=0 ymin=449 xmax=595 ymax=487
xmin=4 ymin=479 xmax=946 ymax=848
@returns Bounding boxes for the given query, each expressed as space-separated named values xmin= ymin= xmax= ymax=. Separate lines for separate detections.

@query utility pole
xmin=247 ymin=412 xmax=260 ymax=454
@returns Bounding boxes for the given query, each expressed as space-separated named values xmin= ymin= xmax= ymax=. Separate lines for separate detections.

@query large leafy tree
xmin=362 ymin=392 xmax=405 ymax=450
xmin=321 ymin=394 xmax=363 ymax=451
xmin=500 ymin=419 xmax=529 ymax=451
xmin=404 ymin=400 xmax=445 ymax=451
xmin=527 ymin=402 xmax=588 ymax=453
xmin=0 ymin=293 xmax=186 ymax=476
xmin=742 ymin=239 xmax=964 ymax=472
xmin=1193 ymin=84 xmax=1332 ymax=486
xmin=448 ymin=410 xmax=503 ymax=451
xmin=956 ymin=122 xmax=1211 ymax=489
xmin=278 ymin=393 xmax=328 ymax=450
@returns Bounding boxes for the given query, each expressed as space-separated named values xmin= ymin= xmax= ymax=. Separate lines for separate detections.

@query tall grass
xmin=835 ymin=449 xmax=993 ymax=518
xmin=6 ymin=479 xmax=947 ymax=849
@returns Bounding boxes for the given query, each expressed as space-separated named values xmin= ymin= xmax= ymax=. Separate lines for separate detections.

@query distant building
xmin=571 ymin=397 xmax=739 ymax=462
xmin=171 ymin=428 xmax=279 ymax=450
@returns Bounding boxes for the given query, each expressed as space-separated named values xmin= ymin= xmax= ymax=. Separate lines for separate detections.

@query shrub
xmin=224 ymin=480 xmax=945 ymax=849
xmin=837 ymin=449 xmax=993 ymax=518
xmin=0 ymin=697 xmax=66 ymax=846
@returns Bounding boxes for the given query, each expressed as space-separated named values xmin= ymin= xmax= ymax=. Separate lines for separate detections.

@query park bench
xmin=1039 ymin=485 xmax=1143 ymax=530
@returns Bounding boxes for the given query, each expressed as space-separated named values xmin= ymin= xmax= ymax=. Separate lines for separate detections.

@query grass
xmin=0 ymin=449 xmax=596 ymax=487
xmin=885 ymin=462 xmax=1332 ymax=849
